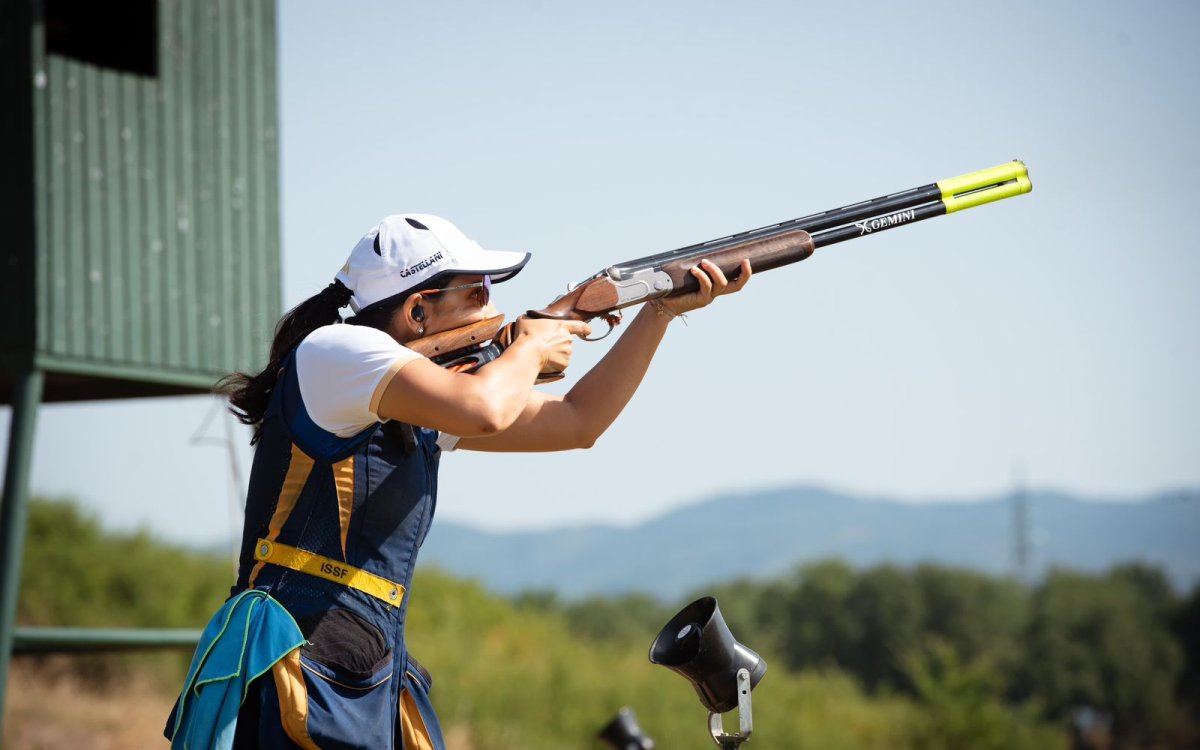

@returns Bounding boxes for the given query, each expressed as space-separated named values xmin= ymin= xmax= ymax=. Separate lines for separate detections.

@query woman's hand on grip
xmin=514 ymin=317 xmax=592 ymax=374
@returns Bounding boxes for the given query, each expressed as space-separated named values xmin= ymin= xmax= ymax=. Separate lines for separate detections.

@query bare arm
xmin=456 ymin=259 xmax=751 ymax=452
xmin=376 ymin=320 xmax=589 ymax=437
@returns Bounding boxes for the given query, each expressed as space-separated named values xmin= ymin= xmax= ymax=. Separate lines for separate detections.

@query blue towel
xmin=168 ymin=589 xmax=306 ymax=750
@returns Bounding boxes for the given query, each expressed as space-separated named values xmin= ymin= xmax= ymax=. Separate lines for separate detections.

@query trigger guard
xmin=580 ymin=312 xmax=620 ymax=342
xmin=581 ymin=324 xmax=613 ymax=342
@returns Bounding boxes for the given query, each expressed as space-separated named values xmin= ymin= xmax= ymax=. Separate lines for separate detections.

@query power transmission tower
xmin=1011 ymin=473 xmax=1032 ymax=584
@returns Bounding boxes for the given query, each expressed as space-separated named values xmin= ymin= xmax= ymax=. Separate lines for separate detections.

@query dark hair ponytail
xmin=217 ymin=280 xmax=353 ymax=437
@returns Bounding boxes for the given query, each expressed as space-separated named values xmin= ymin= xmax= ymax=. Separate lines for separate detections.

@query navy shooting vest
xmin=230 ymin=350 xmax=443 ymax=749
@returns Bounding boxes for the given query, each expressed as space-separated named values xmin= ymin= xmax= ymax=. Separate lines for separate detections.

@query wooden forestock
xmin=661 ymin=229 xmax=815 ymax=293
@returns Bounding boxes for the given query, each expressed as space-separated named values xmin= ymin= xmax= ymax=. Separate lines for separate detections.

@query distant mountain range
xmin=418 ymin=486 xmax=1200 ymax=599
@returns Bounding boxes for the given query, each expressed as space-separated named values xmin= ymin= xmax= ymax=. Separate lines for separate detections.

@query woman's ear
xmin=394 ymin=294 xmax=427 ymax=341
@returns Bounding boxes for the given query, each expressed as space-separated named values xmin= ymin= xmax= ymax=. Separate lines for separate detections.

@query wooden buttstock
xmin=407 ymin=315 xmax=507 ymax=359
xmin=661 ymin=229 xmax=814 ymax=292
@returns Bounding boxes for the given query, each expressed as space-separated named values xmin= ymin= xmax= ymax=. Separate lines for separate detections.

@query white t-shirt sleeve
xmin=295 ymin=325 xmax=422 ymax=438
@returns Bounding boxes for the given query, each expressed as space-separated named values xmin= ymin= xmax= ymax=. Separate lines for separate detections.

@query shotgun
xmin=409 ymin=160 xmax=1033 ymax=380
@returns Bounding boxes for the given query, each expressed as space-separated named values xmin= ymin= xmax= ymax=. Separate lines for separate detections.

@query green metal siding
xmin=24 ymin=0 xmax=280 ymax=394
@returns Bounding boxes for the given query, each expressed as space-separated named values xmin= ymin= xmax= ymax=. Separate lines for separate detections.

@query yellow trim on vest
xmin=254 ymin=538 xmax=405 ymax=607
xmin=271 ymin=649 xmax=321 ymax=750
xmin=332 ymin=456 xmax=355 ymax=560
xmin=249 ymin=444 xmax=315 ymax=589
xmin=400 ymin=687 xmax=436 ymax=750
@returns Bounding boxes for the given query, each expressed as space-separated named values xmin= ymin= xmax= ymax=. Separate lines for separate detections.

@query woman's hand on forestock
xmin=515 ymin=317 xmax=592 ymax=375
xmin=658 ymin=258 xmax=753 ymax=317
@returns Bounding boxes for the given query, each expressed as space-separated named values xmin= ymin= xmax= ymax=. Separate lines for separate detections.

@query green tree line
xmin=15 ymin=497 xmax=1196 ymax=748
xmin=527 ymin=560 xmax=1200 ymax=748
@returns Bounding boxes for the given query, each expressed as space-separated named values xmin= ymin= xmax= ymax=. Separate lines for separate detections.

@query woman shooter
xmin=165 ymin=214 xmax=750 ymax=750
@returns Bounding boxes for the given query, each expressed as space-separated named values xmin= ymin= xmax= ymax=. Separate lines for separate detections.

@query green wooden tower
xmin=0 ymin=0 xmax=281 ymax=735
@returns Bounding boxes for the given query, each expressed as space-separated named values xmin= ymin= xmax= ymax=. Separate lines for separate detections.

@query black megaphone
xmin=596 ymin=707 xmax=655 ymax=750
xmin=648 ymin=596 xmax=766 ymax=714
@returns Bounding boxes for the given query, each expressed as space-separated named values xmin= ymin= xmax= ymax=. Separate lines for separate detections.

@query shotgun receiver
xmin=409 ymin=160 xmax=1033 ymax=379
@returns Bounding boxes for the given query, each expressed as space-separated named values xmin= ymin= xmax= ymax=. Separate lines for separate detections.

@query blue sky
xmin=3 ymin=0 xmax=1198 ymax=544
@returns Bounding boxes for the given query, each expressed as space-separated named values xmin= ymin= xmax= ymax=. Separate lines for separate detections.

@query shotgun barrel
xmin=610 ymin=160 xmax=1030 ymax=276
xmin=531 ymin=161 xmax=1032 ymax=320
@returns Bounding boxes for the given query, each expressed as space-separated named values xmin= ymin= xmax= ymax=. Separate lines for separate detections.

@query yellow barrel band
xmin=937 ymin=160 xmax=1029 ymax=197
xmin=941 ymin=175 xmax=1033 ymax=213
xmin=254 ymin=539 xmax=405 ymax=607
xmin=936 ymin=160 xmax=1033 ymax=214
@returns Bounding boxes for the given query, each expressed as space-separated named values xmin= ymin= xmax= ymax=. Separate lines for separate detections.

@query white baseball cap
xmin=336 ymin=214 xmax=531 ymax=313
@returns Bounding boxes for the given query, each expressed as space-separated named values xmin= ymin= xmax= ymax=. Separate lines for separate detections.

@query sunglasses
xmin=423 ymin=274 xmax=491 ymax=307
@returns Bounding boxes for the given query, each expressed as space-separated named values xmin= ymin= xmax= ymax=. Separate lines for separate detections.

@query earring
xmin=417 ymin=325 xmax=425 ymax=336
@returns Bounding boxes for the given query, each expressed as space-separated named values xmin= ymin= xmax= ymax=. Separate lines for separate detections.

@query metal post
xmin=0 ymin=367 xmax=44 ymax=743
xmin=707 ymin=668 xmax=754 ymax=749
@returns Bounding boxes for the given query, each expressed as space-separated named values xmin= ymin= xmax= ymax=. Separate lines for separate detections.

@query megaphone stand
xmin=707 ymin=668 xmax=753 ymax=749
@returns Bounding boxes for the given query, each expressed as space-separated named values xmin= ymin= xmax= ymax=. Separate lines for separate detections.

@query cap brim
xmin=452 ymin=250 xmax=531 ymax=284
